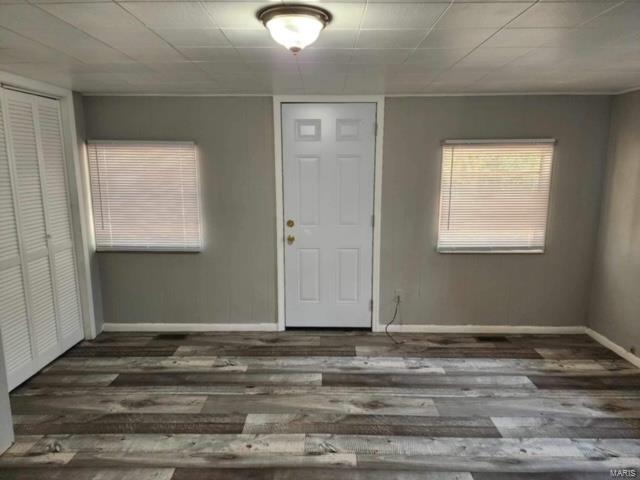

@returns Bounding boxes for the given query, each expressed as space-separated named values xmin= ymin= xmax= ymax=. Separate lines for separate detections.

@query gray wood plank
xmin=242 ymin=413 xmax=500 ymax=437
xmin=323 ymin=374 xmax=535 ymax=388
xmin=10 ymin=394 xmax=208 ymax=415
xmin=0 ymin=468 xmax=175 ymax=480
xmin=112 ymin=373 xmax=322 ymax=387
xmin=492 ymin=416 xmax=640 ymax=439
xmin=201 ymin=394 xmax=438 ymax=416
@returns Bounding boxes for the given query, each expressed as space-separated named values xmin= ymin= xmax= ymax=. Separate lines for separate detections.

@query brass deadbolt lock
xmin=287 ymin=219 xmax=295 ymax=228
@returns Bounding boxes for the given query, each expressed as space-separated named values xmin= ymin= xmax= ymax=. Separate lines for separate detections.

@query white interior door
xmin=0 ymin=89 xmax=83 ymax=390
xmin=282 ymin=103 xmax=376 ymax=328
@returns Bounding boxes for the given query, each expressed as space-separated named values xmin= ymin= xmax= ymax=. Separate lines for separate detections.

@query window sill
xmin=96 ymin=247 xmax=202 ymax=253
xmin=437 ymin=248 xmax=545 ymax=254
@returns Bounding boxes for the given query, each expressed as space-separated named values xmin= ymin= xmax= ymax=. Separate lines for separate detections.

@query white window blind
xmin=437 ymin=140 xmax=554 ymax=253
xmin=87 ymin=141 xmax=202 ymax=251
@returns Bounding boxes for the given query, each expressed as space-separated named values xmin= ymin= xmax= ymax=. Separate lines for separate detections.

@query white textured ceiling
xmin=0 ymin=0 xmax=639 ymax=94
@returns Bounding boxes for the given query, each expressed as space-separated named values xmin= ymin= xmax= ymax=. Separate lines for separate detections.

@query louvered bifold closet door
xmin=4 ymin=90 xmax=61 ymax=387
xmin=0 ymin=89 xmax=83 ymax=389
xmin=0 ymin=92 xmax=34 ymax=388
xmin=36 ymin=98 xmax=82 ymax=351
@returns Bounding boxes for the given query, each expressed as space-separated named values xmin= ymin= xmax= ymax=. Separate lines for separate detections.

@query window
xmin=87 ymin=141 xmax=202 ymax=251
xmin=437 ymin=140 xmax=554 ymax=253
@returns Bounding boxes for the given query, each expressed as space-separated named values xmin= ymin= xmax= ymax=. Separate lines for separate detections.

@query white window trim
xmin=437 ymin=138 xmax=556 ymax=255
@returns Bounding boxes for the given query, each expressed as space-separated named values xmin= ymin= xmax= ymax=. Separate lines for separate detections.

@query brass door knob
xmin=287 ymin=235 xmax=295 ymax=245
xmin=286 ymin=219 xmax=295 ymax=228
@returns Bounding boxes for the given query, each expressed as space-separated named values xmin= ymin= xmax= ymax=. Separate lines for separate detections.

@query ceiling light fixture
xmin=257 ymin=4 xmax=332 ymax=54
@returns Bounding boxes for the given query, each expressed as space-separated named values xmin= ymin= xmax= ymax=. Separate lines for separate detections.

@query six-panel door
xmin=282 ymin=103 xmax=376 ymax=328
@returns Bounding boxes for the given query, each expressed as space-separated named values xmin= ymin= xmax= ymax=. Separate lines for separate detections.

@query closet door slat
xmin=0 ymin=96 xmax=34 ymax=384
xmin=37 ymin=99 xmax=82 ymax=346
xmin=38 ymin=101 xmax=72 ymax=246
xmin=7 ymin=99 xmax=47 ymax=255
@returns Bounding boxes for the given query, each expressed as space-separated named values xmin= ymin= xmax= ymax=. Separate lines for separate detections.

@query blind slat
xmin=87 ymin=141 xmax=202 ymax=251
xmin=437 ymin=142 xmax=554 ymax=253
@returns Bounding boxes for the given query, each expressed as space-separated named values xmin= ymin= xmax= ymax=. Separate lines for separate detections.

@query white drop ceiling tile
xmin=119 ymin=45 xmax=187 ymax=62
xmin=361 ymin=3 xmax=449 ymax=29
xmin=295 ymin=48 xmax=352 ymax=64
xmin=29 ymin=0 xmax=115 ymax=3
xmin=419 ymin=28 xmax=496 ymax=48
xmin=319 ymin=3 xmax=366 ymax=29
xmin=0 ymin=4 xmax=71 ymax=30
xmin=154 ymin=28 xmax=229 ymax=47
xmin=66 ymin=62 xmax=153 ymax=75
xmin=346 ymin=63 xmax=391 ymax=75
xmin=120 ymin=2 xmax=215 ymax=28
xmin=222 ymin=28 xmax=272 ymax=47
xmin=509 ymin=46 xmax=593 ymax=69
xmin=583 ymin=2 xmax=640 ymax=30
xmin=176 ymin=46 xmax=241 ymax=61
xmin=309 ymin=29 xmax=357 ymax=48
xmin=537 ymin=26 xmax=628 ymax=49
xmin=88 ymin=26 xmax=170 ymax=50
xmin=267 ymin=72 xmax=303 ymax=86
xmin=237 ymin=47 xmax=298 ymax=63
xmin=585 ymin=47 xmax=640 ymax=71
xmin=344 ymin=74 xmax=386 ymax=94
xmin=483 ymin=28 xmax=571 ymax=48
xmin=608 ymin=29 xmax=640 ymax=49
xmin=456 ymin=46 xmax=532 ymax=68
xmin=350 ymin=48 xmax=412 ymax=64
xmin=16 ymin=25 xmax=135 ymax=63
xmin=38 ymin=3 xmax=140 ymax=29
xmin=424 ymin=80 xmax=480 ymax=94
xmin=246 ymin=60 xmax=300 ymax=73
xmin=302 ymin=73 xmax=348 ymax=93
xmin=0 ymin=27 xmax=78 ymax=63
xmin=297 ymin=62 xmax=350 ymax=75
xmin=508 ymin=2 xmax=619 ymax=28
xmin=356 ymin=29 xmax=427 ymax=49
xmin=143 ymin=61 xmax=205 ymax=74
xmin=434 ymin=65 xmax=494 ymax=83
xmin=192 ymin=61 xmax=253 ymax=75
xmin=120 ymin=71 xmax=209 ymax=85
xmin=201 ymin=2 xmax=265 ymax=28
xmin=435 ymin=3 xmax=533 ymax=29
xmin=405 ymin=47 xmax=472 ymax=68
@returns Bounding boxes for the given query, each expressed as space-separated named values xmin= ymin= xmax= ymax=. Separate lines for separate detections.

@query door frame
xmin=273 ymin=95 xmax=385 ymax=332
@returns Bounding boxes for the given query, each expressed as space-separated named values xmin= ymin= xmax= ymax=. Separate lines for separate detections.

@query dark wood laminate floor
xmin=1 ymin=331 xmax=640 ymax=479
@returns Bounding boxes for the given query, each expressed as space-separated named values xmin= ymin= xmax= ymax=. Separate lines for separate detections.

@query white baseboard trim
xmin=585 ymin=327 xmax=640 ymax=368
xmin=383 ymin=324 xmax=586 ymax=334
xmin=102 ymin=322 xmax=279 ymax=333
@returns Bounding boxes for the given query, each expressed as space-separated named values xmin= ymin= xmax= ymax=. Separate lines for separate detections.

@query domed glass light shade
xmin=258 ymin=5 xmax=332 ymax=53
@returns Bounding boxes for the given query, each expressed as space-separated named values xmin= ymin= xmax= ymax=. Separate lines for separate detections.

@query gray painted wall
xmin=85 ymin=95 xmax=612 ymax=329
xmin=589 ymin=90 xmax=640 ymax=351
xmin=82 ymin=96 xmax=276 ymax=325
xmin=381 ymin=96 xmax=612 ymax=327
xmin=0 ymin=330 xmax=14 ymax=453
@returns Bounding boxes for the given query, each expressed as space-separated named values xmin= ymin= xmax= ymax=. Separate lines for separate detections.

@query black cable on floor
xmin=384 ymin=296 xmax=403 ymax=345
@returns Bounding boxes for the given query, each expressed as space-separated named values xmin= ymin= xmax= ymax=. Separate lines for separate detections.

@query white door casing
xmin=282 ymin=103 xmax=376 ymax=328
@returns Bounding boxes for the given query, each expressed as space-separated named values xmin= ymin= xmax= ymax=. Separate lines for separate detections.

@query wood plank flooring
xmin=1 ymin=331 xmax=640 ymax=479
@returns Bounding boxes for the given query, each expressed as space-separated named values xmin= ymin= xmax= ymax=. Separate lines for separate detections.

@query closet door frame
xmin=0 ymin=71 xmax=100 ymax=342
